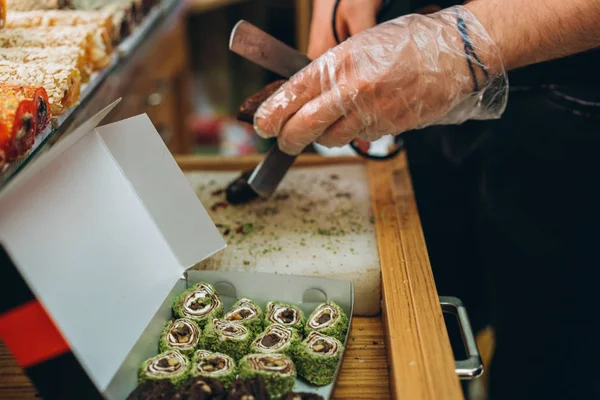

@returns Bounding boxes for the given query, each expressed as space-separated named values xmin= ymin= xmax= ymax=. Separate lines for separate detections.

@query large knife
xmin=228 ymin=20 xmax=311 ymax=201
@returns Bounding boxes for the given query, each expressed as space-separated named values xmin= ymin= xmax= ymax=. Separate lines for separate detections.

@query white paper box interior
xmin=107 ymin=270 xmax=354 ymax=399
xmin=0 ymin=101 xmax=225 ymax=396
xmin=0 ymin=102 xmax=355 ymax=400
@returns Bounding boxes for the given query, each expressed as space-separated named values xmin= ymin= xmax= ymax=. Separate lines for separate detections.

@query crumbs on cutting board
xmin=193 ymin=171 xmax=376 ymax=260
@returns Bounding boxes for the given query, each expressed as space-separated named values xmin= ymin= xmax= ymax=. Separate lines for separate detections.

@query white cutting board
xmin=185 ymin=164 xmax=381 ymax=316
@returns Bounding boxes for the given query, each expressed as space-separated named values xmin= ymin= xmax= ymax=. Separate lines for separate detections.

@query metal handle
xmin=439 ymin=296 xmax=484 ymax=380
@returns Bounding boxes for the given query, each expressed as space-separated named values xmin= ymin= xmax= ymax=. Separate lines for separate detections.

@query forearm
xmin=465 ymin=0 xmax=600 ymax=71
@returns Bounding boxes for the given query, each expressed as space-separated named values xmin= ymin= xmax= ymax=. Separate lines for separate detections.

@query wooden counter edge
xmin=367 ymin=153 xmax=464 ymax=400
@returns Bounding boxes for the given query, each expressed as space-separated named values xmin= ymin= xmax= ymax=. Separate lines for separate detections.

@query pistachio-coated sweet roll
xmin=238 ymin=354 xmax=296 ymax=400
xmin=191 ymin=350 xmax=236 ymax=389
xmin=250 ymin=324 xmax=300 ymax=359
xmin=139 ymin=350 xmax=190 ymax=386
xmin=202 ymin=319 xmax=252 ymax=361
xmin=172 ymin=283 xmax=223 ymax=329
xmin=224 ymin=298 xmax=263 ymax=335
xmin=159 ymin=318 xmax=201 ymax=356
xmin=265 ymin=302 xmax=305 ymax=334
xmin=304 ymin=301 xmax=349 ymax=342
xmin=295 ymin=332 xmax=343 ymax=386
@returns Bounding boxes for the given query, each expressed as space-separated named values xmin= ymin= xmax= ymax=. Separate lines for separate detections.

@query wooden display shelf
xmin=0 ymin=153 xmax=463 ymax=399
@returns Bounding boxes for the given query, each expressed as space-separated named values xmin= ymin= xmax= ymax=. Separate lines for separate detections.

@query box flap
xmin=95 ymin=115 xmax=225 ymax=268
xmin=0 ymin=112 xmax=225 ymax=392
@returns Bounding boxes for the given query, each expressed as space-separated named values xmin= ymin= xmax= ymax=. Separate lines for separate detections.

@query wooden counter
xmin=0 ymin=153 xmax=464 ymax=399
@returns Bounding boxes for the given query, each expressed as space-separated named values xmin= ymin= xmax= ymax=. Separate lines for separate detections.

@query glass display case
xmin=0 ymin=0 xmax=187 ymax=191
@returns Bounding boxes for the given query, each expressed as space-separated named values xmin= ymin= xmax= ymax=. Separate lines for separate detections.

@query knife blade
xmin=229 ymin=20 xmax=311 ymax=79
xmin=228 ymin=20 xmax=312 ymax=200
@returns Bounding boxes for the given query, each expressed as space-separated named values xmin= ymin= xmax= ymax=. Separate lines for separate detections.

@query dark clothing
xmin=377 ymin=2 xmax=600 ymax=399
xmin=403 ymin=87 xmax=600 ymax=399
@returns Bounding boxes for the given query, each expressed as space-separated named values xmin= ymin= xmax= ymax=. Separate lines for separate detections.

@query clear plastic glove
xmin=254 ymin=5 xmax=508 ymax=156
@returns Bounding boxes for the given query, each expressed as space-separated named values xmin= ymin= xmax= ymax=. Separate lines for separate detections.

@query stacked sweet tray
xmin=123 ymin=271 xmax=354 ymax=400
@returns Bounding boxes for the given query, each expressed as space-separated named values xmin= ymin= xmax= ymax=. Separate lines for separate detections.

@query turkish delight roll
xmin=281 ymin=393 xmax=324 ymax=400
xmin=0 ymin=61 xmax=81 ymax=115
xmin=6 ymin=10 xmax=114 ymax=52
xmin=175 ymin=375 xmax=226 ymax=400
xmin=0 ymin=26 xmax=110 ymax=70
xmin=227 ymin=378 xmax=269 ymax=400
xmin=202 ymin=319 xmax=252 ymax=361
xmin=139 ymin=350 xmax=191 ymax=386
xmin=295 ymin=332 xmax=343 ymax=386
xmin=304 ymin=301 xmax=349 ymax=342
xmin=0 ymin=97 xmax=36 ymax=167
xmin=159 ymin=318 xmax=201 ymax=356
xmin=238 ymin=354 xmax=296 ymax=400
xmin=224 ymin=298 xmax=263 ymax=335
xmin=265 ymin=301 xmax=305 ymax=334
xmin=250 ymin=324 xmax=300 ymax=359
xmin=0 ymin=46 xmax=90 ymax=82
xmin=192 ymin=350 xmax=236 ymax=389
xmin=172 ymin=283 xmax=223 ymax=329
xmin=6 ymin=0 xmax=70 ymax=11
xmin=126 ymin=379 xmax=176 ymax=400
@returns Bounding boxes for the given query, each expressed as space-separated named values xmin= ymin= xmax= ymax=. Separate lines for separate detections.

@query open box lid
xmin=0 ymin=100 xmax=226 ymax=392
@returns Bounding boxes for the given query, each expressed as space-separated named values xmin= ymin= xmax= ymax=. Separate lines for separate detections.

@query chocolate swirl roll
xmin=296 ymin=332 xmax=343 ymax=386
xmin=126 ymin=379 xmax=176 ymax=400
xmin=139 ymin=350 xmax=191 ymax=386
xmin=224 ymin=298 xmax=264 ymax=335
xmin=203 ymin=319 xmax=253 ymax=361
xmin=265 ymin=301 xmax=305 ymax=334
xmin=238 ymin=354 xmax=296 ymax=400
xmin=172 ymin=283 xmax=223 ymax=329
xmin=192 ymin=350 xmax=237 ymax=389
xmin=305 ymin=301 xmax=349 ymax=342
xmin=174 ymin=376 xmax=226 ymax=400
xmin=250 ymin=324 xmax=300 ymax=359
xmin=159 ymin=318 xmax=201 ymax=355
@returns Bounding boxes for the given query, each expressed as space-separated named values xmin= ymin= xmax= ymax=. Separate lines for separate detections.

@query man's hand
xmin=307 ymin=0 xmax=381 ymax=60
xmin=255 ymin=6 xmax=507 ymax=155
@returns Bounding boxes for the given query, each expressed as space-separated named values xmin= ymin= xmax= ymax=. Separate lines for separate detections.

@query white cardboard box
xmin=0 ymin=101 xmax=354 ymax=399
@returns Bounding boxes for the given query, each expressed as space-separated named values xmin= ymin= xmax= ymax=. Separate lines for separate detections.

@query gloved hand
xmin=254 ymin=6 xmax=508 ymax=156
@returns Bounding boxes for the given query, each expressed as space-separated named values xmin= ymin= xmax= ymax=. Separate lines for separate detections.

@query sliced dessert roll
xmin=202 ymin=319 xmax=252 ymax=361
xmin=304 ymin=301 xmax=349 ymax=342
xmin=224 ymin=298 xmax=263 ymax=335
xmin=0 ymin=61 xmax=81 ymax=115
xmin=175 ymin=375 xmax=226 ymax=400
xmin=6 ymin=0 xmax=69 ymax=11
xmin=296 ymin=332 xmax=343 ymax=386
xmin=281 ymin=393 xmax=325 ymax=400
xmin=227 ymin=378 xmax=269 ymax=400
xmin=265 ymin=301 xmax=305 ymax=334
xmin=191 ymin=350 xmax=236 ymax=388
xmin=6 ymin=10 xmax=114 ymax=53
xmin=172 ymin=283 xmax=223 ymax=329
xmin=250 ymin=323 xmax=300 ymax=359
xmin=238 ymin=354 xmax=296 ymax=400
xmin=159 ymin=318 xmax=201 ymax=355
xmin=0 ymin=85 xmax=49 ymax=166
xmin=126 ymin=379 xmax=176 ymax=400
xmin=139 ymin=350 xmax=190 ymax=386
